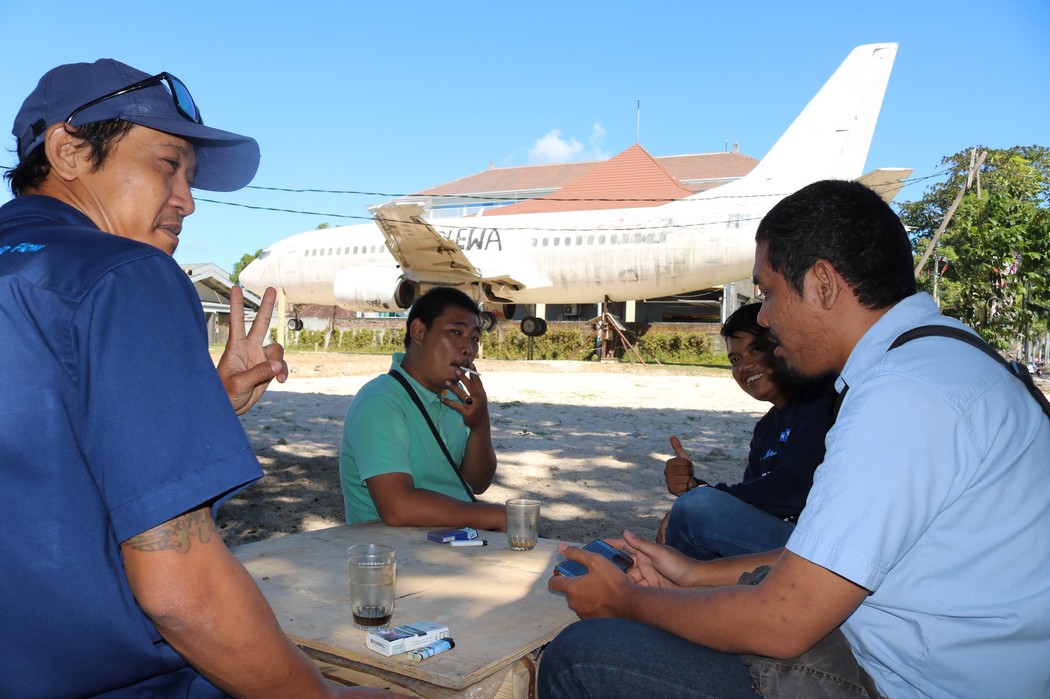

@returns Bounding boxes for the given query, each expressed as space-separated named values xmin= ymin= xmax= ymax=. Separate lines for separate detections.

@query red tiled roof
xmin=415 ymin=149 xmax=757 ymax=199
xmin=658 ymin=151 xmax=758 ymax=189
xmin=485 ymin=144 xmax=696 ymax=214
xmin=420 ymin=161 xmax=601 ymax=197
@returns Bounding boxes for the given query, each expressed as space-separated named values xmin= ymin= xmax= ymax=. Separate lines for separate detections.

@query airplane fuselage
xmin=240 ymin=187 xmax=770 ymax=311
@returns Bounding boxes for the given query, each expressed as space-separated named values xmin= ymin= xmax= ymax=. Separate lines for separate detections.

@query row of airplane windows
xmin=532 ymin=231 xmax=670 ymax=247
xmin=302 ymin=245 xmax=383 ymax=257
xmin=299 ymin=230 xmax=672 ymax=257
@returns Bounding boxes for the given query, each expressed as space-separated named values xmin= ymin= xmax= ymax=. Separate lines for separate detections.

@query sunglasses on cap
xmin=64 ymin=72 xmax=201 ymax=126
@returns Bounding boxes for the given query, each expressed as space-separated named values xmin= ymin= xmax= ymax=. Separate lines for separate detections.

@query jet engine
xmin=332 ymin=266 xmax=419 ymax=312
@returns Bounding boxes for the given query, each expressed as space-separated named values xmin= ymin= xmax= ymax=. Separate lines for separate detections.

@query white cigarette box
xmin=365 ymin=621 xmax=450 ymax=656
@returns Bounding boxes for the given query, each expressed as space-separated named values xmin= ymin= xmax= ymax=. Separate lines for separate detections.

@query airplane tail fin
xmin=743 ymin=43 xmax=898 ymax=191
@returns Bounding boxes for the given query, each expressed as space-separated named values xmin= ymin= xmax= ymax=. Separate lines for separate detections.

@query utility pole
xmin=915 ymin=149 xmax=987 ymax=278
xmin=932 ymin=254 xmax=944 ymax=305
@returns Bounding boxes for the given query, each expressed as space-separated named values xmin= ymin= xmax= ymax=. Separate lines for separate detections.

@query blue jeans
xmin=665 ymin=487 xmax=795 ymax=560
xmin=538 ymin=618 xmax=757 ymax=698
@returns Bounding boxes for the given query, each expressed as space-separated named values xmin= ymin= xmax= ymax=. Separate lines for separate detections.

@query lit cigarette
xmin=459 ymin=367 xmax=481 ymax=378
xmin=450 ymin=539 xmax=487 ymax=547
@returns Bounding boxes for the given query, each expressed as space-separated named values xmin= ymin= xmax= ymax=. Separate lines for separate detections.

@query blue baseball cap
xmin=13 ymin=59 xmax=260 ymax=192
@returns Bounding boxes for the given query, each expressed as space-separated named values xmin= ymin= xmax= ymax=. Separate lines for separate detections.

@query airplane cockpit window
xmin=257 ymin=250 xmax=270 ymax=260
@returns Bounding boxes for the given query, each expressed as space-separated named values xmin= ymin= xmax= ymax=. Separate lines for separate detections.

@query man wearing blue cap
xmin=0 ymin=60 xmax=396 ymax=698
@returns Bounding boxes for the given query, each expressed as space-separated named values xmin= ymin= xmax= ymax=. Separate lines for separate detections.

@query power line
xmin=195 ymin=170 xmax=951 ymax=233
xmin=192 ymin=197 xmax=762 ymax=232
xmin=242 ymin=170 xmax=946 ymax=202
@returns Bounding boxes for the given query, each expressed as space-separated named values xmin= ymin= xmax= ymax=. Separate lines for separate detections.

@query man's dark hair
xmin=404 ymin=287 xmax=482 ymax=349
xmin=755 ymin=179 xmax=916 ymax=310
xmin=720 ymin=302 xmax=766 ymax=340
xmin=5 ymin=119 xmax=135 ymax=196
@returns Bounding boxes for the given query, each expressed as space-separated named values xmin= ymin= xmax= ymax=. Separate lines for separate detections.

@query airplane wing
xmin=372 ymin=202 xmax=481 ymax=280
xmin=857 ymin=168 xmax=914 ymax=203
xmin=371 ymin=202 xmax=535 ymax=298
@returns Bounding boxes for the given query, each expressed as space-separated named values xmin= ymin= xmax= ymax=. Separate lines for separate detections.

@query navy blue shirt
xmin=0 ymin=196 xmax=261 ymax=697
xmin=713 ymin=376 xmax=837 ymax=519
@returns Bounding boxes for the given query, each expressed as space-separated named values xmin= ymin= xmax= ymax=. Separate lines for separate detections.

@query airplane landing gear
xmin=480 ymin=311 xmax=499 ymax=332
xmin=520 ymin=316 xmax=547 ymax=337
xmin=520 ymin=315 xmax=546 ymax=361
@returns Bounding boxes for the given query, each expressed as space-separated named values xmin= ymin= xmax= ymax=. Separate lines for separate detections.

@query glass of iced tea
xmin=347 ymin=544 xmax=396 ymax=630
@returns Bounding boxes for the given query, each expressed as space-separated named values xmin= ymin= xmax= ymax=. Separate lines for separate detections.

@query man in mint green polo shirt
xmin=340 ymin=287 xmax=506 ymax=530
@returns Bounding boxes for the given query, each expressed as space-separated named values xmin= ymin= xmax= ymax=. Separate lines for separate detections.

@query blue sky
xmin=2 ymin=1 xmax=1047 ymax=271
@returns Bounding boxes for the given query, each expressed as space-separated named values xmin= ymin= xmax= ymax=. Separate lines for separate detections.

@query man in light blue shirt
xmin=540 ymin=180 xmax=1050 ymax=699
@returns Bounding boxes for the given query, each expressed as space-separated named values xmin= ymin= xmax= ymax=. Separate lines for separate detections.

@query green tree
xmin=230 ymin=249 xmax=263 ymax=283
xmin=901 ymin=146 xmax=1050 ymax=349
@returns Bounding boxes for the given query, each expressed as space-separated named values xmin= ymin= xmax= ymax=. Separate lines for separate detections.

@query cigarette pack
xmin=427 ymin=527 xmax=479 ymax=544
xmin=366 ymin=621 xmax=450 ymax=656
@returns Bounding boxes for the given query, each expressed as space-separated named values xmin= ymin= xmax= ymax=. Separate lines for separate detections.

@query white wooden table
xmin=232 ymin=523 xmax=580 ymax=698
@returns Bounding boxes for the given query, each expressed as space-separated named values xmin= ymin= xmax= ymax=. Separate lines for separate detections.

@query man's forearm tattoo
xmin=126 ymin=508 xmax=216 ymax=553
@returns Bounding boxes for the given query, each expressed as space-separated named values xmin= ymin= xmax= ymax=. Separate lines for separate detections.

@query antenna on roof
xmin=636 ymin=100 xmax=641 ymax=144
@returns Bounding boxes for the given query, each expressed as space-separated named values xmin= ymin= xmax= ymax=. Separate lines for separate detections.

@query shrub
xmin=634 ymin=332 xmax=717 ymax=365
xmin=274 ymin=323 xmax=721 ymax=365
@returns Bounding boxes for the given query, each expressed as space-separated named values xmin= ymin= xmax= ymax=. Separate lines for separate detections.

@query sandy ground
xmin=215 ymin=352 xmax=776 ymax=547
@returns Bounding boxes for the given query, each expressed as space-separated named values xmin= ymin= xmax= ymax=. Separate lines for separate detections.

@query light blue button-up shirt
xmin=789 ymin=293 xmax=1050 ymax=699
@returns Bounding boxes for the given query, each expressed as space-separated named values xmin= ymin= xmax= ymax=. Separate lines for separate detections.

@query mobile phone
xmin=553 ymin=539 xmax=633 ymax=578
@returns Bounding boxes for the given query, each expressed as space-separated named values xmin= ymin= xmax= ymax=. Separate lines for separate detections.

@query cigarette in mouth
xmin=459 ymin=367 xmax=481 ymax=378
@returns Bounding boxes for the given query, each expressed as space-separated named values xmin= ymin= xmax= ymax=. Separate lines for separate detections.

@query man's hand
xmin=611 ymin=530 xmax=700 ymax=588
xmin=664 ymin=435 xmax=700 ymax=495
xmin=442 ymin=365 xmax=489 ymax=430
xmin=547 ymin=541 xmax=634 ymax=619
xmin=217 ymin=285 xmax=289 ymax=415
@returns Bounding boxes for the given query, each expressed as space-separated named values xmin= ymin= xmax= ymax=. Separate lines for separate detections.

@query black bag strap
xmin=890 ymin=325 xmax=1050 ymax=422
xmin=386 ymin=370 xmax=477 ymax=501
